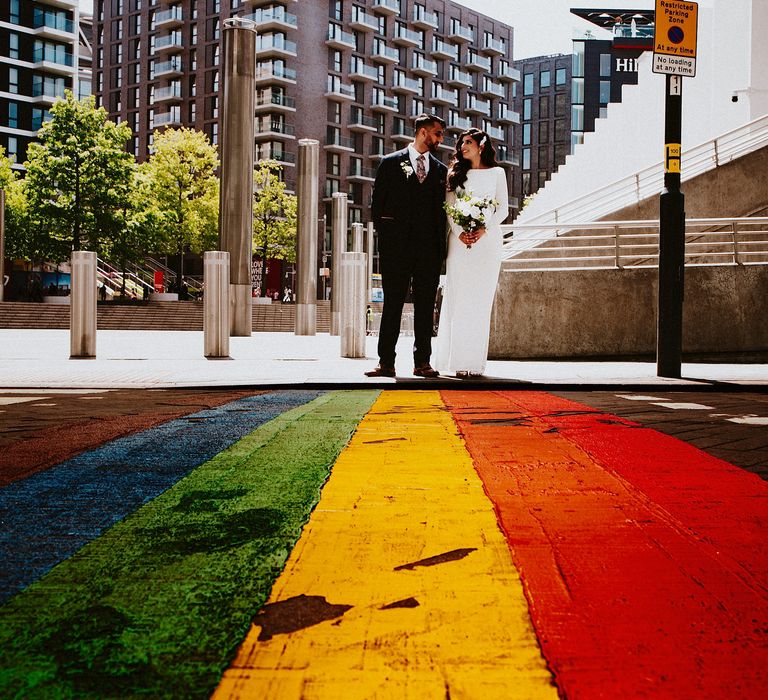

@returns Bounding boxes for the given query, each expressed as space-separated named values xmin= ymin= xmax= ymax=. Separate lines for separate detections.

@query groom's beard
xmin=427 ymin=141 xmax=440 ymax=154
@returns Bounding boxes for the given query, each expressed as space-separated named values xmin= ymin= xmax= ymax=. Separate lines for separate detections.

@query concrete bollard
xmin=330 ymin=192 xmax=348 ymax=336
xmin=204 ymin=251 xmax=230 ymax=358
xmin=295 ymin=139 xmax=319 ymax=336
xmin=70 ymin=251 xmax=97 ymax=359
xmin=219 ymin=18 xmax=256 ymax=337
xmin=339 ymin=252 xmax=367 ymax=358
xmin=366 ymin=221 xmax=374 ymax=304
xmin=351 ymin=222 xmax=364 ymax=253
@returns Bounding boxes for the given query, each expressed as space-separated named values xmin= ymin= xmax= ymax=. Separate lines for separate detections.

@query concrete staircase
xmin=0 ymin=300 xmax=333 ymax=332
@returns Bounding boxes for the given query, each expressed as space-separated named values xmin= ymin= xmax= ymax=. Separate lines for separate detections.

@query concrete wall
xmin=489 ymin=264 xmax=768 ymax=359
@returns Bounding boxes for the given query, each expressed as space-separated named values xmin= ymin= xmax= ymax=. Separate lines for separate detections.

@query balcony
xmin=154 ymin=83 xmax=183 ymax=103
xmin=483 ymin=36 xmax=505 ymax=56
xmin=498 ymin=64 xmax=520 ymax=82
xmin=43 ymin=0 xmax=78 ymax=7
xmin=497 ymin=104 xmax=520 ymax=124
xmin=393 ymin=26 xmax=421 ymax=48
xmin=392 ymin=74 xmax=420 ymax=95
xmin=412 ymin=55 xmax=437 ymax=77
xmin=155 ymin=57 xmax=183 ymax=78
xmin=481 ymin=79 xmax=505 ymax=99
xmin=349 ymin=113 xmax=379 ymax=132
xmin=326 ymin=25 xmax=355 ymax=50
xmin=466 ymin=53 xmax=491 ymax=72
xmin=32 ymin=47 xmax=76 ymax=75
xmin=370 ymin=42 xmax=399 ymax=64
xmin=391 ymin=123 xmax=415 ymax=143
xmin=372 ymin=0 xmax=399 ymax=16
xmin=243 ymin=7 xmax=298 ymax=32
xmin=154 ymin=107 xmax=182 ymax=128
xmin=448 ymin=68 xmax=473 ymax=89
xmin=485 ymin=125 xmax=504 ymax=141
xmin=348 ymin=164 xmax=376 ymax=182
xmin=350 ymin=10 xmax=379 ymax=33
xmin=412 ymin=6 xmax=438 ymax=30
xmin=32 ymin=82 xmax=67 ymax=106
xmin=256 ymin=35 xmax=297 ymax=58
xmin=257 ymin=147 xmax=296 ymax=167
xmin=155 ymin=6 xmax=184 ymax=30
xmin=496 ymin=145 xmax=518 ymax=166
xmin=465 ymin=95 xmax=491 ymax=116
xmin=370 ymin=143 xmax=396 ymax=160
xmin=325 ymin=80 xmax=356 ymax=102
xmin=448 ymin=23 xmax=473 ymax=44
xmin=349 ymin=59 xmax=379 ymax=82
xmin=254 ymin=64 xmax=297 ymax=85
xmin=255 ymin=91 xmax=296 ymax=112
xmin=324 ymin=134 xmax=355 ymax=152
xmin=438 ymin=134 xmax=457 ymax=152
xmin=447 ymin=115 xmax=472 ymax=132
xmin=431 ymin=39 xmax=459 ymax=61
xmin=431 ymin=84 xmax=457 ymax=106
xmin=371 ymin=93 xmax=398 ymax=112
xmin=155 ymin=31 xmax=184 ymax=54
xmin=255 ymin=120 xmax=296 ymax=140
xmin=33 ymin=15 xmax=75 ymax=41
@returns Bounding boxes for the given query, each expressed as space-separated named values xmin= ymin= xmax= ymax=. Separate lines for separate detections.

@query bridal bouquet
xmin=444 ymin=191 xmax=499 ymax=248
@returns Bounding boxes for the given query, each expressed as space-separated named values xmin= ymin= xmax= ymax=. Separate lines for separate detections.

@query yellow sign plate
xmin=654 ymin=0 xmax=698 ymax=57
xmin=665 ymin=143 xmax=682 ymax=173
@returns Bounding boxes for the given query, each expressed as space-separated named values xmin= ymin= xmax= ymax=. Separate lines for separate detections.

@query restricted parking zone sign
xmin=653 ymin=0 xmax=698 ymax=76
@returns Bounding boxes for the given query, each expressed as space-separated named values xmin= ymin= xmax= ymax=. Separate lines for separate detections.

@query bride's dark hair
xmin=446 ymin=129 xmax=499 ymax=192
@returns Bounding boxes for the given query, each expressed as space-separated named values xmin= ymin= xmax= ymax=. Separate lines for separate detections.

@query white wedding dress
xmin=436 ymin=167 xmax=509 ymax=375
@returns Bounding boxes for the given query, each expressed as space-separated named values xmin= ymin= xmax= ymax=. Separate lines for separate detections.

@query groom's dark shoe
xmin=365 ymin=364 xmax=396 ymax=378
xmin=413 ymin=363 xmax=439 ymax=378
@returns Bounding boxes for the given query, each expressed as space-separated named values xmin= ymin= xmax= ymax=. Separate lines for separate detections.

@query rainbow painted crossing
xmin=1 ymin=390 xmax=766 ymax=699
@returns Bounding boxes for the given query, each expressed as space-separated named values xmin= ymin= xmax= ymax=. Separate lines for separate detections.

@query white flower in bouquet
xmin=444 ymin=190 xmax=499 ymax=248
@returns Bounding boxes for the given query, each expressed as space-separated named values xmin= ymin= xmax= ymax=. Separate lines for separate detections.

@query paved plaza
xmin=0 ymin=329 xmax=766 ymax=698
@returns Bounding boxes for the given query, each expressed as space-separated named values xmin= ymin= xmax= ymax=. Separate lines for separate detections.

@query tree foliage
xmin=252 ymin=160 xmax=297 ymax=296
xmin=23 ymin=91 xmax=135 ymax=260
xmin=138 ymin=127 xmax=219 ymax=283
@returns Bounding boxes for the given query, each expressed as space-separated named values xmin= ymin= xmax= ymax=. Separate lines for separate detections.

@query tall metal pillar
xmin=366 ymin=221 xmax=374 ymax=304
xmin=295 ymin=139 xmax=319 ymax=336
xmin=340 ymin=252 xmax=367 ymax=358
xmin=70 ymin=251 xmax=97 ymax=359
xmin=219 ymin=17 xmax=256 ymax=337
xmin=330 ymin=192 xmax=347 ymax=336
xmin=0 ymin=190 xmax=5 ymax=302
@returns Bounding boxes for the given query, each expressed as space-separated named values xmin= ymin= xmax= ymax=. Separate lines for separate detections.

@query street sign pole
xmin=657 ymin=74 xmax=685 ymax=378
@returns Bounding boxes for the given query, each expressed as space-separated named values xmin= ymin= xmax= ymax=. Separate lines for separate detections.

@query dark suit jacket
xmin=371 ymin=147 xmax=448 ymax=265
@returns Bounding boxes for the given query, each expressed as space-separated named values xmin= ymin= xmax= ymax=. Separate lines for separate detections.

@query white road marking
xmin=0 ymin=389 xmax=111 ymax=394
xmin=615 ymin=395 xmax=670 ymax=401
xmin=0 ymin=397 xmax=50 ymax=405
xmin=726 ymin=416 xmax=768 ymax=426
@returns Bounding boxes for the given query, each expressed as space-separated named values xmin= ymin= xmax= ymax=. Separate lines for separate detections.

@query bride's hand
xmin=460 ymin=228 xmax=486 ymax=246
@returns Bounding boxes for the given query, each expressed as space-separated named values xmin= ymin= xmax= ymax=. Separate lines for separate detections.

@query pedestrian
xmin=366 ymin=304 xmax=374 ymax=335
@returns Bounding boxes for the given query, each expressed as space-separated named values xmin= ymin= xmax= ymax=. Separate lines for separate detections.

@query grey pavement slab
xmin=0 ymin=328 xmax=766 ymax=389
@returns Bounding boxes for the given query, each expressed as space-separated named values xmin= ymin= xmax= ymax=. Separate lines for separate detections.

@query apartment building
xmin=0 ymin=0 xmax=81 ymax=168
xmin=95 ymin=0 xmax=520 ymax=225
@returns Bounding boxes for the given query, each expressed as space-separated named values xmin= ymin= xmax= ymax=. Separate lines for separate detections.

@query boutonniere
xmin=400 ymin=161 xmax=414 ymax=178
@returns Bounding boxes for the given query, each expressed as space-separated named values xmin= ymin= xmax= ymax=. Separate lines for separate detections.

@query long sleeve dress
xmin=435 ymin=167 xmax=509 ymax=375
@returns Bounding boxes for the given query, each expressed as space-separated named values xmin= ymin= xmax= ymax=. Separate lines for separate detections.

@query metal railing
xmin=519 ymin=113 xmax=768 ymax=227
xmin=501 ymin=217 xmax=768 ymax=269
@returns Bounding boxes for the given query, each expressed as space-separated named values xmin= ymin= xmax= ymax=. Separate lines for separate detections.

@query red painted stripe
xmin=443 ymin=390 xmax=768 ymax=700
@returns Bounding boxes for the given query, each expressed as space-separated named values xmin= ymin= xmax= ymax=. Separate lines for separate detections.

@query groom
xmin=365 ymin=113 xmax=447 ymax=378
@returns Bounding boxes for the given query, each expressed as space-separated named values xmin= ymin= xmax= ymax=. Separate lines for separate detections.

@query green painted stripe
xmin=0 ymin=390 xmax=378 ymax=700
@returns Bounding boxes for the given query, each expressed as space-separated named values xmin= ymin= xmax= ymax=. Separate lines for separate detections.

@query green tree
xmin=23 ymin=91 xmax=135 ymax=260
xmin=139 ymin=127 xmax=219 ymax=290
xmin=252 ymin=160 xmax=297 ymax=297
xmin=0 ymin=145 xmax=14 ymax=190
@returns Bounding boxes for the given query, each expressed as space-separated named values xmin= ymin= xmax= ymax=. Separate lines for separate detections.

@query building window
xmin=571 ymin=104 xmax=584 ymax=131
xmin=331 ymin=50 xmax=342 ymax=72
xmin=556 ymin=67 xmax=566 ymax=85
xmin=523 ymin=73 xmax=534 ymax=96
xmin=522 ymin=148 xmax=530 ymax=170
xmin=599 ymin=80 xmax=611 ymax=104
xmin=7 ymin=137 xmax=18 ymax=162
xmin=9 ymin=33 xmax=19 ymax=59
xmin=572 ymin=78 xmax=584 ymax=105
xmin=572 ymin=42 xmax=584 ymax=78
xmin=327 ymin=153 xmax=340 ymax=176
xmin=522 ymin=123 xmax=531 ymax=146
xmin=8 ymin=68 xmax=18 ymax=94
xmin=522 ymin=98 xmax=531 ymax=121
xmin=8 ymin=102 xmax=18 ymax=129
xmin=600 ymin=53 xmax=611 ymax=78
xmin=540 ymin=70 xmax=551 ymax=89
xmin=10 ymin=0 xmax=20 ymax=23
xmin=330 ymin=1 xmax=342 ymax=21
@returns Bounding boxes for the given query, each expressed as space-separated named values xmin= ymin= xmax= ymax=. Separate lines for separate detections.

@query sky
xmin=78 ymin=0 xmax=655 ymax=59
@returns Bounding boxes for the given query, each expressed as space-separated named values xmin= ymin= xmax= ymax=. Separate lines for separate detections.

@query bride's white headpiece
xmin=479 ymin=135 xmax=488 ymax=149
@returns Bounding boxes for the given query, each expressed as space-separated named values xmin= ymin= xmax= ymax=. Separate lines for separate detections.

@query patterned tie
xmin=415 ymin=154 xmax=427 ymax=183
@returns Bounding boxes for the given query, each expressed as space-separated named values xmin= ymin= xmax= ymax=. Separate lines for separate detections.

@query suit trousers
xmin=378 ymin=252 xmax=441 ymax=367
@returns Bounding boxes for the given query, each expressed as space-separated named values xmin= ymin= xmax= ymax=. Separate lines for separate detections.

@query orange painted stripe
xmin=443 ymin=390 xmax=768 ymax=700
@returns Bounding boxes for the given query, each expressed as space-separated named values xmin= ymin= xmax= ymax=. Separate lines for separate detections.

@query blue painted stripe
xmin=0 ymin=390 xmax=323 ymax=602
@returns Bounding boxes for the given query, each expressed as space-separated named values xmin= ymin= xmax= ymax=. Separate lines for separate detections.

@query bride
xmin=435 ymin=129 xmax=509 ymax=378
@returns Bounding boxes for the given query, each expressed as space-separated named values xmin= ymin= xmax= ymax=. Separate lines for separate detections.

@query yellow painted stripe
xmin=214 ymin=391 xmax=557 ymax=699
